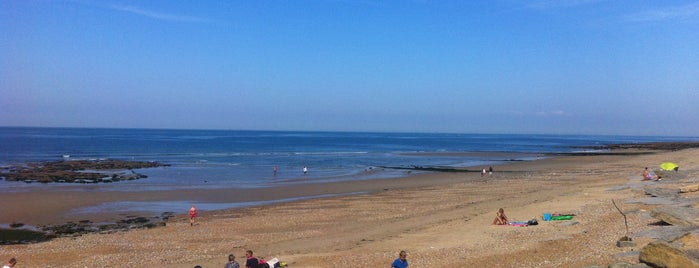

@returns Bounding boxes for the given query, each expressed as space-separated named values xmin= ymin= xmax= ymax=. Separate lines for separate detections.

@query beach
xmin=1 ymin=146 xmax=698 ymax=267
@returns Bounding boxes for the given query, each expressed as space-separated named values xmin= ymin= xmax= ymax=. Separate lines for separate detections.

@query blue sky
xmin=1 ymin=0 xmax=698 ymax=136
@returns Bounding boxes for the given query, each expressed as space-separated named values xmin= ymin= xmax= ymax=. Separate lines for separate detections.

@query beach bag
xmin=527 ymin=219 xmax=538 ymax=225
xmin=259 ymin=259 xmax=270 ymax=268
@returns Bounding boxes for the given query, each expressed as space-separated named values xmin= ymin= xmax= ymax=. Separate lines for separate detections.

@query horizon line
xmin=0 ymin=125 xmax=697 ymax=138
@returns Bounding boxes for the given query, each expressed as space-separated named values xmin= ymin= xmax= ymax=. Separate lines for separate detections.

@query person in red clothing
xmin=245 ymin=250 xmax=259 ymax=268
xmin=189 ymin=204 xmax=198 ymax=226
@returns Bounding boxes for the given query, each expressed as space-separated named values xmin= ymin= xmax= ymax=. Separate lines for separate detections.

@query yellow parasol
xmin=659 ymin=162 xmax=679 ymax=171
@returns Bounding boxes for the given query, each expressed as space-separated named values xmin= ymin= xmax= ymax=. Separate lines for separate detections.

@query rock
xmin=608 ymin=185 xmax=630 ymax=191
xmin=644 ymin=187 xmax=679 ymax=198
xmin=649 ymin=206 xmax=699 ymax=227
xmin=674 ymin=231 xmax=699 ymax=261
xmin=639 ymin=241 xmax=699 ymax=268
xmin=625 ymin=197 xmax=676 ymax=205
xmin=41 ymin=215 xmax=166 ymax=241
xmin=674 ymin=231 xmax=699 ymax=248
xmin=617 ymin=236 xmax=635 ymax=248
xmin=680 ymin=184 xmax=699 ymax=193
xmin=608 ymin=262 xmax=633 ymax=268
xmin=0 ymin=228 xmax=50 ymax=244
xmin=618 ymin=240 xmax=637 ymax=248
xmin=2 ymin=159 xmax=167 ymax=184
xmin=615 ymin=251 xmax=640 ymax=259
xmin=629 ymin=264 xmax=651 ymax=268
xmin=558 ymin=221 xmax=579 ymax=226
xmin=634 ymin=226 xmax=694 ymax=242
xmin=655 ymin=170 xmax=687 ymax=180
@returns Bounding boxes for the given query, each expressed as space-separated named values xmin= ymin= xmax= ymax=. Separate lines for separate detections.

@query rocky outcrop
xmin=650 ymin=206 xmax=699 ymax=227
xmin=42 ymin=215 xmax=169 ymax=237
xmin=680 ymin=184 xmax=699 ymax=193
xmin=644 ymin=187 xmax=679 ymax=198
xmin=0 ymin=212 xmax=175 ymax=244
xmin=0 ymin=159 xmax=168 ymax=183
xmin=639 ymin=240 xmax=699 ymax=268
xmin=580 ymin=141 xmax=699 ymax=151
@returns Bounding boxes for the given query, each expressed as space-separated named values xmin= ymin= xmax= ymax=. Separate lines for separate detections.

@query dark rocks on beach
xmin=0 ymin=228 xmax=51 ymax=245
xmin=578 ymin=141 xmax=699 ymax=151
xmin=617 ymin=236 xmax=636 ymax=248
xmin=0 ymin=159 xmax=167 ymax=184
xmin=0 ymin=212 xmax=175 ymax=244
xmin=40 ymin=215 xmax=169 ymax=240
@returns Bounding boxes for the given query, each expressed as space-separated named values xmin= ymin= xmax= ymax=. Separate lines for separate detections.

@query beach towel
xmin=550 ymin=215 xmax=573 ymax=220
xmin=508 ymin=221 xmax=529 ymax=227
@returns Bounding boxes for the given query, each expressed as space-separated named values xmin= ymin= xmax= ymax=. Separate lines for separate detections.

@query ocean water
xmin=0 ymin=127 xmax=695 ymax=192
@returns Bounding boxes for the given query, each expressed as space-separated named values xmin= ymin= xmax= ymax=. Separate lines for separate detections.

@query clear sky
xmin=1 ymin=0 xmax=698 ymax=136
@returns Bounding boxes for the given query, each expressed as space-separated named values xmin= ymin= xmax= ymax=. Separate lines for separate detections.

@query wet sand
xmin=1 ymin=147 xmax=698 ymax=267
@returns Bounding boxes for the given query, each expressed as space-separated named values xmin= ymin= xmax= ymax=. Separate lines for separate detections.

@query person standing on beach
xmin=303 ymin=166 xmax=308 ymax=175
xmin=225 ymin=254 xmax=240 ymax=268
xmin=189 ymin=204 xmax=198 ymax=226
xmin=245 ymin=250 xmax=260 ymax=268
xmin=273 ymin=165 xmax=278 ymax=175
xmin=391 ymin=251 xmax=409 ymax=268
xmin=481 ymin=168 xmax=487 ymax=177
xmin=2 ymin=258 xmax=17 ymax=268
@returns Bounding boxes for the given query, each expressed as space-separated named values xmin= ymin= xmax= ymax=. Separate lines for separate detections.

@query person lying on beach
xmin=492 ymin=208 xmax=508 ymax=225
xmin=642 ymin=167 xmax=661 ymax=181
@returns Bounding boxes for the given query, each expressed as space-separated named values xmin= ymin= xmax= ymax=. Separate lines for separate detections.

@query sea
xmin=1 ymin=127 xmax=696 ymax=191
xmin=1 ymin=127 xmax=697 ymax=215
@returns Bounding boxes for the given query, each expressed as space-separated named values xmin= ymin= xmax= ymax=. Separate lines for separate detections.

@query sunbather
xmin=642 ymin=167 xmax=660 ymax=181
xmin=492 ymin=208 xmax=508 ymax=225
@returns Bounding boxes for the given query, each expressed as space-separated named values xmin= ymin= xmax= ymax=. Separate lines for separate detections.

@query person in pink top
xmin=189 ymin=204 xmax=198 ymax=226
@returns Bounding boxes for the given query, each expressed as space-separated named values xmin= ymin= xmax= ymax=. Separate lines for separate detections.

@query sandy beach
xmin=1 ymin=147 xmax=698 ymax=267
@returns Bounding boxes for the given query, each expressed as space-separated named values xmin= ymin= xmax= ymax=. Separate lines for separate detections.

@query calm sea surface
xmin=0 ymin=127 xmax=696 ymax=192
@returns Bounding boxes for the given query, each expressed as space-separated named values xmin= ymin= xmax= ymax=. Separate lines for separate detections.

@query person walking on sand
xmin=225 ymin=254 xmax=240 ymax=268
xmin=481 ymin=168 xmax=487 ymax=177
xmin=391 ymin=251 xmax=409 ymax=268
xmin=3 ymin=258 xmax=17 ymax=268
xmin=189 ymin=204 xmax=198 ymax=226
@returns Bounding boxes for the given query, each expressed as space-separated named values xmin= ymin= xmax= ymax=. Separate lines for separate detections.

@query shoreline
xmin=1 ymin=142 xmax=697 ymax=229
xmin=0 ymin=146 xmax=697 ymax=266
